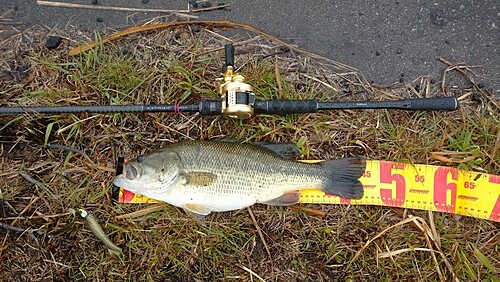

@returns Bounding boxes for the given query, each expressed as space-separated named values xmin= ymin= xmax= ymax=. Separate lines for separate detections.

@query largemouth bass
xmin=113 ymin=141 xmax=366 ymax=217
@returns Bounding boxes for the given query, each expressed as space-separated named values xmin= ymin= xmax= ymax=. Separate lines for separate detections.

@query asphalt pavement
xmin=1 ymin=0 xmax=499 ymax=94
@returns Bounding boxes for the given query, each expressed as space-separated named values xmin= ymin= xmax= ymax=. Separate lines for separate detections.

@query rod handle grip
xmin=254 ymin=100 xmax=318 ymax=114
xmin=405 ymin=97 xmax=458 ymax=111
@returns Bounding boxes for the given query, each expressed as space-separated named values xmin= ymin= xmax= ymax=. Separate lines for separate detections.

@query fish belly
xmin=160 ymin=175 xmax=319 ymax=212
xmin=158 ymin=183 xmax=259 ymax=212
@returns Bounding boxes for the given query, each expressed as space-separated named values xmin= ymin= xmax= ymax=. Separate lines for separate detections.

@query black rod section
xmin=254 ymin=100 xmax=318 ymax=114
xmin=254 ymin=97 xmax=458 ymax=114
xmin=0 ymin=104 xmax=200 ymax=114
xmin=318 ymin=97 xmax=458 ymax=111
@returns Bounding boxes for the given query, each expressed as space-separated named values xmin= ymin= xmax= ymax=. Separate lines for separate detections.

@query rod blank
xmin=0 ymin=104 xmax=200 ymax=114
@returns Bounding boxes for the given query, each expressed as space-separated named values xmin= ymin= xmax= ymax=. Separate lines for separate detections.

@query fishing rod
xmin=0 ymin=44 xmax=458 ymax=118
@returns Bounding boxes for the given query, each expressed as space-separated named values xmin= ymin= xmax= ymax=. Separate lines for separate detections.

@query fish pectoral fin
xmin=180 ymin=172 xmax=217 ymax=186
xmin=183 ymin=203 xmax=212 ymax=216
xmin=262 ymin=191 xmax=301 ymax=206
xmin=182 ymin=208 xmax=207 ymax=222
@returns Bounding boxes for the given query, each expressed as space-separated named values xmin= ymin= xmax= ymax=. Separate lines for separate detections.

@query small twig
xmin=0 ymin=223 xmax=40 ymax=248
xmin=274 ymin=59 xmax=283 ymax=97
xmin=378 ymin=247 xmax=440 ymax=258
xmin=18 ymin=197 xmax=42 ymax=219
xmin=0 ymin=212 xmax=70 ymax=221
xmin=246 ymin=207 xmax=271 ymax=259
xmin=81 ymin=161 xmax=115 ymax=172
xmin=48 ymin=209 xmax=78 ymax=238
xmin=288 ymin=205 xmax=327 ymax=218
xmin=428 ymin=211 xmax=441 ymax=249
xmin=42 ymin=259 xmax=71 ymax=268
xmin=47 ymin=143 xmax=95 ymax=166
xmin=237 ymin=264 xmax=266 ymax=282
xmin=19 ymin=171 xmax=56 ymax=198
xmin=0 ymin=234 xmax=7 ymax=257
xmin=66 ymin=20 xmax=363 ymax=86
xmin=487 ymin=132 xmax=500 ymax=167
xmin=387 ymin=211 xmax=459 ymax=281
xmin=36 ymin=1 xmax=230 ymax=18
xmin=437 ymin=56 xmax=499 ymax=110
xmin=0 ymin=196 xmax=18 ymax=215
xmin=421 ymin=224 xmax=445 ymax=282
xmin=56 ymin=115 xmax=100 ymax=135
xmin=298 ymin=73 xmax=337 ymax=91
xmin=0 ymin=222 xmax=26 ymax=233
xmin=349 ymin=216 xmax=430 ymax=268
xmin=115 ymin=204 xmax=165 ymax=220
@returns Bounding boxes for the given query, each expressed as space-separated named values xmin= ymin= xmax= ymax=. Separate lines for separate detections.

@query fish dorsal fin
xmin=212 ymin=138 xmax=300 ymax=159
xmin=179 ymin=172 xmax=217 ymax=186
xmin=252 ymin=142 xmax=300 ymax=160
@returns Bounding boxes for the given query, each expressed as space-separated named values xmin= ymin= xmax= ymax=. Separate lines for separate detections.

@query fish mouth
xmin=113 ymin=176 xmax=145 ymax=194
xmin=113 ymin=175 xmax=132 ymax=189
xmin=113 ymin=174 xmax=164 ymax=193
xmin=112 ymin=164 xmax=142 ymax=191
xmin=112 ymin=162 xmax=177 ymax=194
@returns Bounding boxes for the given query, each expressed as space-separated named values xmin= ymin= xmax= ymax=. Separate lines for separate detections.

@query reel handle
xmin=222 ymin=43 xmax=235 ymax=72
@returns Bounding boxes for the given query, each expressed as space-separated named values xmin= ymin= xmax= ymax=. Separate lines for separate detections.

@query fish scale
xmin=177 ymin=142 xmax=319 ymax=199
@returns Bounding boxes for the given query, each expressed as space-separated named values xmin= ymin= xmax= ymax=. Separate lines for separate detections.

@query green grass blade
xmin=44 ymin=122 xmax=56 ymax=146
xmin=474 ymin=248 xmax=498 ymax=274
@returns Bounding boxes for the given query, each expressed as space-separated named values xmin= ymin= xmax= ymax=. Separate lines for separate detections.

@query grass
xmin=0 ymin=21 xmax=499 ymax=281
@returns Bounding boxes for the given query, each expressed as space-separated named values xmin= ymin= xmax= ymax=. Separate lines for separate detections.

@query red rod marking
xmin=174 ymin=102 xmax=181 ymax=113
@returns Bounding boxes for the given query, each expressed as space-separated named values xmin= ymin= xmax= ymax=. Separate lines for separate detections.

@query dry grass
xmin=0 ymin=18 xmax=499 ymax=281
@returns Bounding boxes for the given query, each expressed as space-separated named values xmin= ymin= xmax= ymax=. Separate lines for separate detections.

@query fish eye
xmin=137 ymin=155 xmax=145 ymax=163
xmin=125 ymin=165 xmax=139 ymax=180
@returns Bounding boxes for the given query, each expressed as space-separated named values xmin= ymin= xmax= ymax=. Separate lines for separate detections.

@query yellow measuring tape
xmin=115 ymin=160 xmax=500 ymax=222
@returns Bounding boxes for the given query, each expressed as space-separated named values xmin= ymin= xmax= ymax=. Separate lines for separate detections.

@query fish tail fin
xmin=320 ymin=157 xmax=366 ymax=199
